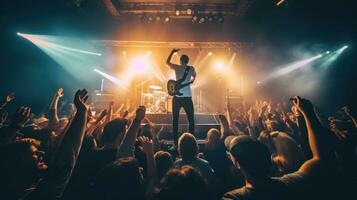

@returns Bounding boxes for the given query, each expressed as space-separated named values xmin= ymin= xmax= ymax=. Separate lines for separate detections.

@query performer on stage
xmin=166 ymin=48 xmax=196 ymax=146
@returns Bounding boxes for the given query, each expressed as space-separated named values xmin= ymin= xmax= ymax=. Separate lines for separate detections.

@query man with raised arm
xmin=166 ymin=48 xmax=196 ymax=147
xmin=222 ymin=96 xmax=338 ymax=200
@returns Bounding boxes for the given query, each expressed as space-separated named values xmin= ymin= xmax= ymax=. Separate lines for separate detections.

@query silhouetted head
xmin=95 ymin=157 xmax=144 ymax=200
xmin=178 ymin=133 xmax=198 ymax=161
xmin=180 ymin=54 xmax=189 ymax=65
xmin=228 ymin=136 xmax=272 ymax=179
xmin=205 ymin=128 xmax=221 ymax=150
xmin=101 ymin=118 xmax=128 ymax=146
xmin=158 ymin=165 xmax=214 ymax=200
xmin=0 ymin=140 xmax=47 ymax=181
xmin=154 ymin=151 xmax=173 ymax=180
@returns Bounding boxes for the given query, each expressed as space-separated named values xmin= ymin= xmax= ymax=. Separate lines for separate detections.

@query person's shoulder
xmin=222 ymin=187 xmax=247 ymax=200
xmin=275 ymin=171 xmax=307 ymax=185
xmin=197 ymin=157 xmax=210 ymax=164
xmin=174 ymin=158 xmax=183 ymax=166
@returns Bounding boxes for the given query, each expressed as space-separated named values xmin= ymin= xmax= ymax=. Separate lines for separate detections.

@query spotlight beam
xmin=227 ymin=53 xmax=237 ymax=69
xmin=18 ymin=33 xmax=102 ymax=56
xmin=264 ymin=54 xmax=323 ymax=82
xmin=54 ymin=44 xmax=102 ymax=56
xmin=93 ymin=69 xmax=128 ymax=89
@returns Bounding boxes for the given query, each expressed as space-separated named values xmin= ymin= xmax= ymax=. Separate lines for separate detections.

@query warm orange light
xmin=213 ymin=60 xmax=225 ymax=72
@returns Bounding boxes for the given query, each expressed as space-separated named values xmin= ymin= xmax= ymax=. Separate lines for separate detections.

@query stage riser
xmin=145 ymin=113 xmax=220 ymax=140
xmin=154 ymin=125 xmax=220 ymax=140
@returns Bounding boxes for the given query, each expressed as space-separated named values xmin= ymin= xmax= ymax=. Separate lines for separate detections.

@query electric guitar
xmin=167 ymin=79 xmax=193 ymax=96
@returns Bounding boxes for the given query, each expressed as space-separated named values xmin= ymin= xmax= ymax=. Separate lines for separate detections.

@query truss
xmin=93 ymin=40 xmax=253 ymax=51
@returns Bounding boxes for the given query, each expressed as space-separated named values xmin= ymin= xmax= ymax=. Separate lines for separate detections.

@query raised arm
xmin=166 ymin=48 xmax=180 ymax=68
xmin=219 ymin=114 xmax=231 ymax=140
xmin=117 ymin=106 xmax=146 ymax=158
xmin=138 ymin=136 xmax=157 ymax=196
xmin=0 ymin=106 xmax=31 ymax=145
xmin=105 ymin=101 xmax=114 ymax=123
xmin=49 ymin=88 xmax=63 ymax=131
xmin=0 ymin=93 xmax=15 ymax=110
xmin=226 ymin=89 xmax=240 ymax=135
xmin=342 ymin=106 xmax=357 ymax=128
xmin=293 ymin=96 xmax=336 ymax=175
xmin=26 ymin=89 xmax=88 ymax=199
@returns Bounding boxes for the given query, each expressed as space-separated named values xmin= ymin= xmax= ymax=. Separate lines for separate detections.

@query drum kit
xmin=142 ymin=85 xmax=170 ymax=113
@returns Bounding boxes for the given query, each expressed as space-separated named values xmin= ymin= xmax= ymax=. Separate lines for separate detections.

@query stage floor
xmin=144 ymin=113 xmax=220 ymax=140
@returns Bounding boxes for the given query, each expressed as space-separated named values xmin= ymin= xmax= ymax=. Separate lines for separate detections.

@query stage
xmin=144 ymin=113 xmax=220 ymax=140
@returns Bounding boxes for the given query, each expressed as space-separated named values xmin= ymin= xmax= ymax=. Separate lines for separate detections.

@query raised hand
xmin=172 ymin=48 xmax=180 ymax=53
xmin=138 ymin=136 xmax=153 ymax=154
xmin=341 ymin=106 xmax=351 ymax=117
xmin=291 ymin=96 xmax=314 ymax=115
xmin=74 ymin=89 xmax=88 ymax=113
xmin=121 ymin=110 xmax=129 ymax=118
xmin=0 ymin=110 xmax=8 ymax=126
xmin=4 ymin=93 xmax=15 ymax=103
xmin=135 ymin=106 xmax=146 ymax=121
xmin=12 ymin=106 xmax=31 ymax=127
xmin=56 ymin=88 xmax=64 ymax=98
xmin=99 ymin=109 xmax=108 ymax=119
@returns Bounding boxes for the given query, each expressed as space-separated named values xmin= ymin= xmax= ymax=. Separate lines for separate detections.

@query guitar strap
xmin=178 ymin=66 xmax=190 ymax=82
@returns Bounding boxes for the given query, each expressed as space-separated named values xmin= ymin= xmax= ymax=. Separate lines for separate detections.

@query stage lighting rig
xmin=101 ymin=1 xmax=254 ymax=23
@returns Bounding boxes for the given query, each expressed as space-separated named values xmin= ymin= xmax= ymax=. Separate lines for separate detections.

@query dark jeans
xmin=172 ymin=96 xmax=195 ymax=145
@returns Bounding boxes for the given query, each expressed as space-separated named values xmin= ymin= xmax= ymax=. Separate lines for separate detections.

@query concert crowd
xmin=0 ymin=88 xmax=356 ymax=200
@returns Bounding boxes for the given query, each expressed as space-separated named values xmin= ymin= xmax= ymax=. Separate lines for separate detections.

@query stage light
xmin=199 ymin=17 xmax=205 ymax=24
xmin=320 ymin=45 xmax=349 ymax=68
xmin=187 ymin=9 xmax=192 ymax=15
xmin=337 ymin=45 xmax=348 ymax=53
xmin=208 ymin=16 xmax=213 ymax=22
xmin=208 ymin=52 xmax=212 ymax=56
xmin=148 ymin=16 xmax=153 ymax=23
xmin=175 ymin=10 xmax=180 ymax=16
xmin=257 ymin=81 xmax=261 ymax=84
xmin=213 ymin=60 xmax=225 ymax=72
xmin=155 ymin=16 xmax=161 ymax=22
xmin=17 ymin=32 xmax=21 ymax=36
xmin=122 ymin=50 xmax=127 ymax=55
xmin=325 ymin=51 xmax=330 ymax=54
xmin=147 ymin=51 xmax=152 ymax=56
xmin=131 ymin=56 xmax=149 ymax=74
xmin=164 ymin=16 xmax=170 ymax=23
xmin=216 ymin=14 xmax=224 ymax=23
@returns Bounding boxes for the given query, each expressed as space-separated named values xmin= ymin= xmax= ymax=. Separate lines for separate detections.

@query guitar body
xmin=167 ymin=79 xmax=194 ymax=96
xmin=167 ymin=79 xmax=183 ymax=96
xmin=167 ymin=66 xmax=194 ymax=96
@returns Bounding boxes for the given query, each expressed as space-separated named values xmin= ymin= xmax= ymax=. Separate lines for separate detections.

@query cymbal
xmin=149 ymin=85 xmax=162 ymax=90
